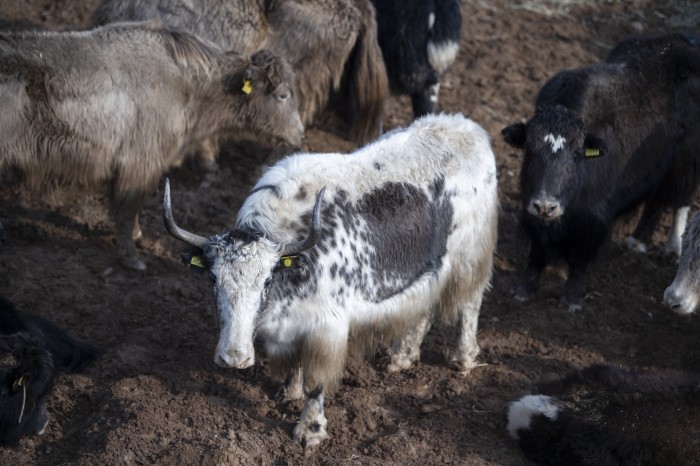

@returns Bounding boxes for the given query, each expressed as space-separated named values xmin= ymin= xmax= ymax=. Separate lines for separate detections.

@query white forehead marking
xmin=544 ymin=133 xmax=566 ymax=153
xmin=428 ymin=12 xmax=435 ymax=30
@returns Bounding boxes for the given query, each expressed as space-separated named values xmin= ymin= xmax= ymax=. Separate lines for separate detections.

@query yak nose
xmin=214 ymin=350 xmax=254 ymax=369
xmin=663 ymin=286 xmax=682 ymax=311
xmin=528 ymin=197 xmax=563 ymax=219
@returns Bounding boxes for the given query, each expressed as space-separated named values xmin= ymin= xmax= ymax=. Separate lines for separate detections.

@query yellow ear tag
xmin=282 ymin=256 xmax=297 ymax=267
xmin=585 ymin=148 xmax=601 ymax=157
xmin=13 ymin=375 xmax=25 ymax=389
xmin=190 ymin=256 xmax=205 ymax=268
xmin=242 ymin=79 xmax=253 ymax=95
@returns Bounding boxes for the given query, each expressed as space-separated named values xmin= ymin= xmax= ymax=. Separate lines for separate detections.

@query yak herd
xmin=1 ymin=0 xmax=700 ymax=464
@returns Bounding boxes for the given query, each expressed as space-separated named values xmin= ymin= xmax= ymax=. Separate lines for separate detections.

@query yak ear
xmin=181 ymin=245 xmax=206 ymax=271
xmin=502 ymin=123 xmax=527 ymax=149
xmin=583 ymin=134 xmax=608 ymax=158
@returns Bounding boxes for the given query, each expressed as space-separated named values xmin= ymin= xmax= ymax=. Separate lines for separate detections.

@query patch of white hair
xmin=427 ymin=40 xmax=459 ymax=74
xmin=507 ymin=395 xmax=560 ymax=440
xmin=544 ymin=133 xmax=566 ymax=153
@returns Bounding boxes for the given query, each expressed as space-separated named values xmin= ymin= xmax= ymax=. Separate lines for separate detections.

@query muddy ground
xmin=0 ymin=0 xmax=699 ymax=464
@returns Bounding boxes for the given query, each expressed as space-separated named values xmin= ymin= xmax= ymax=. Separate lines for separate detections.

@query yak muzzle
xmin=214 ymin=349 xmax=255 ymax=369
xmin=527 ymin=196 xmax=563 ymax=220
xmin=664 ymin=284 xmax=697 ymax=315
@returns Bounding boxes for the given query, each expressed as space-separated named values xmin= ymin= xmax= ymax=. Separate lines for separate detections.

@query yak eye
xmin=276 ymin=90 xmax=290 ymax=102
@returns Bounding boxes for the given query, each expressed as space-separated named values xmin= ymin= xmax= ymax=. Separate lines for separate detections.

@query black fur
xmin=512 ymin=364 xmax=700 ymax=466
xmin=0 ymin=296 xmax=99 ymax=446
xmin=371 ymin=0 xmax=461 ymax=117
xmin=503 ymin=33 xmax=700 ymax=308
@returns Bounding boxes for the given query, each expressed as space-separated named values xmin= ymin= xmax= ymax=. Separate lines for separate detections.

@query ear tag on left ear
xmin=13 ymin=374 xmax=25 ymax=390
xmin=585 ymin=148 xmax=601 ymax=157
xmin=190 ymin=256 xmax=205 ymax=268
xmin=242 ymin=79 xmax=253 ymax=95
xmin=281 ymin=255 xmax=297 ymax=267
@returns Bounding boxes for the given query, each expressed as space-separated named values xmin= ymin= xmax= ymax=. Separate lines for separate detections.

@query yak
xmin=0 ymin=22 xmax=303 ymax=270
xmin=164 ymin=113 xmax=498 ymax=448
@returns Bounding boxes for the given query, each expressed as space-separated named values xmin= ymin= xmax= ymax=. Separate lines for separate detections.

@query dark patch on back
xmin=374 ymin=162 xmax=382 ymax=171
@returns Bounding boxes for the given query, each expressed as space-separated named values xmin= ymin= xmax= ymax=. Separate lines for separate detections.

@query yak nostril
xmin=531 ymin=200 xmax=543 ymax=214
xmin=546 ymin=204 xmax=558 ymax=215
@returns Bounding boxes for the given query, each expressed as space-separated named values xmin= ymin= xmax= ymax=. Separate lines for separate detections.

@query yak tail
xmin=26 ymin=315 xmax=100 ymax=374
xmin=341 ymin=0 xmax=388 ymax=145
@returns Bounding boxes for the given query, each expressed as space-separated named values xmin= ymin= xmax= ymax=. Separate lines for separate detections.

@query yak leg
xmin=194 ymin=137 xmax=219 ymax=174
xmin=112 ymin=189 xmax=146 ymax=271
xmin=387 ymin=317 xmax=432 ymax=372
xmin=293 ymin=385 xmax=328 ymax=450
xmin=626 ymin=201 xmax=664 ymax=254
xmin=450 ymin=294 xmax=483 ymax=373
xmin=563 ymin=261 xmax=587 ymax=312
xmin=293 ymin=323 xmax=347 ymax=449
xmin=664 ymin=206 xmax=690 ymax=257
xmin=277 ymin=365 xmax=304 ymax=402
xmin=410 ymin=82 xmax=440 ymax=118
xmin=515 ymin=238 xmax=547 ymax=302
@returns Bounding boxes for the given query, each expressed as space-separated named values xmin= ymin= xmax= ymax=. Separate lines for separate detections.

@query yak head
xmin=220 ymin=49 xmax=304 ymax=148
xmin=163 ymin=179 xmax=324 ymax=369
xmin=502 ymin=105 xmax=608 ymax=222
xmin=665 ymin=212 xmax=700 ymax=315
xmin=0 ymin=333 xmax=55 ymax=447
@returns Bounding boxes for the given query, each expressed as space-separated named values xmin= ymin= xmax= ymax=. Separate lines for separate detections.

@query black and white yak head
xmin=502 ymin=105 xmax=608 ymax=222
xmin=163 ymin=179 xmax=325 ymax=369
xmin=665 ymin=210 xmax=700 ymax=315
xmin=0 ymin=333 xmax=55 ymax=447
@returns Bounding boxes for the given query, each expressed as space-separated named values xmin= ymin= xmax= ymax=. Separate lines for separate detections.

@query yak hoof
xmin=386 ymin=354 xmax=415 ymax=373
xmin=560 ymin=298 xmax=582 ymax=313
xmin=121 ymin=256 xmax=146 ymax=271
xmin=625 ymin=236 xmax=648 ymax=254
xmin=293 ymin=421 xmax=329 ymax=450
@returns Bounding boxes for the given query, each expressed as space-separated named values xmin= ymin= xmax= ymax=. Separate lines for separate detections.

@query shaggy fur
xmin=0 ymin=22 xmax=303 ymax=270
xmin=0 ymin=296 xmax=98 ymax=446
xmin=165 ymin=113 xmax=498 ymax=448
xmin=371 ymin=0 xmax=461 ymax=117
xmin=508 ymin=364 xmax=700 ymax=466
xmin=502 ymin=32 xmax=700 ymax=310
xmin=94 ymin=0 xmax=389 ymax=144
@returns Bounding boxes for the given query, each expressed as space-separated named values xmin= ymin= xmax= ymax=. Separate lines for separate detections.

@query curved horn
xmin=163 ymin=178 xmax=209 ymax=249
xmin=281 ymin=186 xmax=326 ymax=256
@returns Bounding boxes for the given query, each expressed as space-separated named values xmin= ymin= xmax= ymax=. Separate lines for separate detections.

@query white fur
xmin=427 ymin=40 xmax=459 ymax=74
xmin=507 ymin=395 xmax=560 ymax=440
xmin=544 ymin=133 xmax=566 ymax=153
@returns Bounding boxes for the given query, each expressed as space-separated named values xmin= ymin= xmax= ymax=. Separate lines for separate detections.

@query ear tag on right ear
xmin=585 ymin=148 xmax=601 ymax=157
xmin=190 ymin=256 xmax=205 ymax=268
xmin=242 ymin=79 xmax=253 ymax=95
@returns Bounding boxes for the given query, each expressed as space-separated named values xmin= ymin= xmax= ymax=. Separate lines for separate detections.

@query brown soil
xmin=0 ymin=1 xmax=699 ymax=464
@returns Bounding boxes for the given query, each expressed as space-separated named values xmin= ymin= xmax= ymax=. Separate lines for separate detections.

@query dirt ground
xmin=0 ymin=0 xmax=699 ymax=464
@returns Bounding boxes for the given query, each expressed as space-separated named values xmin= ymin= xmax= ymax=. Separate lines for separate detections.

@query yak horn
xmin=163 ymin=178 xmax=209 ymax=249
xmin=281 ymin=187 xmax=326 ymax=256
